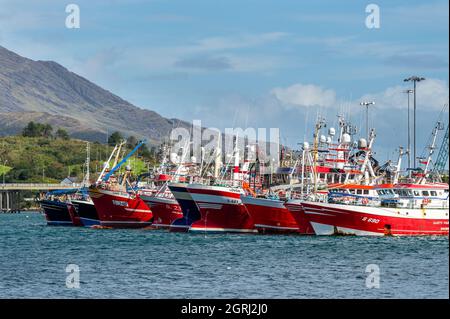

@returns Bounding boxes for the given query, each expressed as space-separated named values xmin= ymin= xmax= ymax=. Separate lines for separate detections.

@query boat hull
xmin=168 ymin=183 xmax=202 ymax=232
xmin=67 ymin=203 xmax=83 ymax=226
xmin=141 ymin=194 xmax=183 ymax=229
xmin=243 ymin=196 xmax=314 ymax=234
xmin=40 ymin=199 xmax=73 ymax=226
xmin=71 ymin=199 xmax=100 ymax=227
xmin=88 ymin=187 xmax=153 ymax=228
xmin=300 ymin=201 xmax=449 ymax=236
xmin=187 ymin=184 xmax=257 ymax=233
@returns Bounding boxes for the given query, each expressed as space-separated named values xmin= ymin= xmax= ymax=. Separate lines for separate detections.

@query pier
xmin=0 ymin=183 xmax=82 ymax=213
xmin=0 ymin=191 xmax=21 ymax=213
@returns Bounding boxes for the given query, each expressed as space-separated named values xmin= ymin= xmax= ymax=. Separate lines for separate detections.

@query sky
xmin=0 ymin=0 xmax=448 ymax=162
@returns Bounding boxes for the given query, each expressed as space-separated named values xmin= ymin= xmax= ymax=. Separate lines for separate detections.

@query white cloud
xmin=359 ymin=78 xmax=449 ymax=110
xmin=271 ymin=83 xmax=336 ymax=108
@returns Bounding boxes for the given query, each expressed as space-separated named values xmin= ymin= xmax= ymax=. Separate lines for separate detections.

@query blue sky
xmin=0 ymin=0 xmax=448 ymax=161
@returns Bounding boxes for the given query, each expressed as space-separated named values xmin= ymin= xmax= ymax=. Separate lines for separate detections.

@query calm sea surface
xmin=0 ymin=213 xmax=448 ymax=298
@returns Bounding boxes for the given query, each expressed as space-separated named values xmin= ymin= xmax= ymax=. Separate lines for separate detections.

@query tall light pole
xmin=403 ymin=89 xmax=414 ymax=170
xmin=360 ymin=101 xmax=375 ymax=140
xmin=404 ymin=76 xmax=425 ymax=168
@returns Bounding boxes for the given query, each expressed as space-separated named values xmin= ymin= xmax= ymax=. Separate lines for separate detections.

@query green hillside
xmin=0 ymin=135 xmax=157 ymax=183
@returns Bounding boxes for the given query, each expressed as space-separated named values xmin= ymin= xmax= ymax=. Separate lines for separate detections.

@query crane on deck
xmin=432 ymin=123 xmax=449 ymax=178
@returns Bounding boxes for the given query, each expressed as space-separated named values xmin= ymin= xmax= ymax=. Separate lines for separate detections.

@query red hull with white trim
xmin=242 ymin=196 xmax=314 ymax=234
xmin=298 ymin=201 xmax=449 ymax=236
xmin=186 ymin=184 xmax=257 ymax=233
xmin=89 ymin=187 xmax=153 ymax=228
xmin=141 ymin=194 xmax=183 ymax=229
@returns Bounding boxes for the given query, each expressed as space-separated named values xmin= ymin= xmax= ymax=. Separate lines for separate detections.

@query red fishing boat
xmin=139 ymin=162 xmax=188 ymax=229
xmin=187 ymin=184 xmax=256 ymax=233
xmin=140 ymin=188 xmax=183 ymax=229
xmin=88 ymin=140 xmax=153 ymax=228
xmin=184 ymin=134 xmax=257 ymax=233
xmin=168 ymin=182 xmax=202 ymax=232
xmin=89 ymin=186 xmax=153 ymax=228
xmin=297 ymin=183 xmax=449 ymax=236
xmin=242 ymin=195 xmax=314 ymax=234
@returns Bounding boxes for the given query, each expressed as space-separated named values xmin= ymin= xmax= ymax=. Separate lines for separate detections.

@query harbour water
xmin=0 ymin=213 xmax=448 ymax=299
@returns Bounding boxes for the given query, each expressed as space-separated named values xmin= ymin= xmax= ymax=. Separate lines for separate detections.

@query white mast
xmin=214 ymin=135 xmax=222 ymax=179
xmin=96 ymin=144 xmax=118 ymax=183
xmin=233 ymin=134 xmax=240 ymax=186
xmin=358 ymin=129 xmax=376 ymax=185
xmin=393 ymin=147 xmax=405 ymax=185
xmin=112 ymin=141 xmax=125 ymax=168
xmin=419 ymin=121 xmax=443 ymax=184
xmin=312 ymin=117 xmax=326 ymax=194
xmin=83 ymin=142 xmax=90 ymax=186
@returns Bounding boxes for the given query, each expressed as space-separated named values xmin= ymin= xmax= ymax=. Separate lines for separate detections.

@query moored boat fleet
xmin=40 ymin=116 xmax=449 ymax=236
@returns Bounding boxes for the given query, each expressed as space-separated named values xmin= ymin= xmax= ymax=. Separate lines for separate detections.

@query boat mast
xmin=312 ymin=117 xmax=326 ymax=194
xmin=103 ymin=140 xmax=146 ymax=182
xmin=393 ymin=147 xmax=405 ymax=185
xmin=83 ymin=142 xmax=90 ymax=186
xmin=358 ymin=129 xmax=376 ymax=185
xmin=112 ymin=140 xmax=126 ymax=168
xmin=419 ymin=121 xmax=444 ymax=184
xmin=233 ymin=134 xmax=240 ymax=187
xmin=214 ymin=135 xmax=222 ymax=179
xmin=96 ymin=144 xmax=118 ymax=183
xmin=300 ymin=142 xmax=309 ymax=196
xmin=289 ymin=157 xmax=299 ymax=198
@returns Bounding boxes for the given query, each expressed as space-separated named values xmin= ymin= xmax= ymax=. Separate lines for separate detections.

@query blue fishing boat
xmin=40 ymin=189 xmax=78 ymax=226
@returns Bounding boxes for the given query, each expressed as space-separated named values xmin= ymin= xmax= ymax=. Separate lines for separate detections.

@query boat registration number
xmin=361 ymin=217 xmax=380 ymax=224
xmin=112 ymin=200 xmax=128 ymax=207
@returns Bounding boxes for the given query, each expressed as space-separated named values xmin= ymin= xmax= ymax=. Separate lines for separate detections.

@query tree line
xmin=0 ymin=122 xmax=160 ymax=184
xmin=107 ymin=131 xmax=153 ymax=158
xmin=22 ymin=122 xmax=69 ymax=140
xmin=21 ymin=121 xmax=154 ymax=159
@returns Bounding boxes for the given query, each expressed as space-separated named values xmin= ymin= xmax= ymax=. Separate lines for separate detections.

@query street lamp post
xmin=360 ymin=101 xmax=375 ymax=140
xmin=404 ymin=76 xmax=425 ymax=168
xmin=403 ymin=89 xmax=414 ymax=170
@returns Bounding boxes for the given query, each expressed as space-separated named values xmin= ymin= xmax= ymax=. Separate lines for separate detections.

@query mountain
xmin=0 ymin=45 xmax=188 ymax=144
